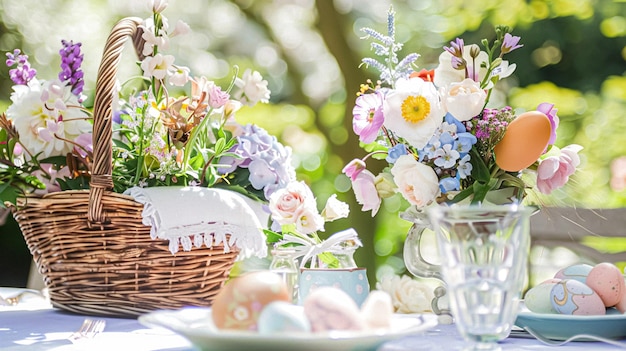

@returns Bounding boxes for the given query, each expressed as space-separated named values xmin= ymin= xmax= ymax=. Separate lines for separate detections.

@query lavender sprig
xmin=58 ymin=40 xmax=84 ymax=98
xmin=359 ymin=6 xmax=420 ymax=86
xmin=5 ymin=49 xmax=36 ymax=85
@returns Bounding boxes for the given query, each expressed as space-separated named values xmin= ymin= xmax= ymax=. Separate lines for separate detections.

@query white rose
xmin=390 ymin=155 xmax=440 ymax=209
xmin=441 ymin=78 xmax=487 ymax=121
xmin=376 ymin=274 xmax=434 ymax=314
xmin=382 ymin=77 xmax=444 ymax=150
xmin=321 ymin=194 xmax=349 ymax=221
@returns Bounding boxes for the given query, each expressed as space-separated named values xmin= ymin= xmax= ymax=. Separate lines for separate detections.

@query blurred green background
xmin=1 ymin=0 xmax=625 ymax=287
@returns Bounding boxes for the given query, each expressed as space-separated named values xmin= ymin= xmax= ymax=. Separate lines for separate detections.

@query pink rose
xmin=269 ymin=181 xmax=316 ymax=225
xmin=536 ymin=144 xmax=583 ymax=194
xmin=351 ymin=169 xmax=381 ymax=216
xmin=390 ymin=155 xmax=440 ymax=208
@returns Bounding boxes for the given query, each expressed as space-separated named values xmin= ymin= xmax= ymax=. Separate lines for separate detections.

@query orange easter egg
xmin=494 ymin=111 xmax=551 ymax=172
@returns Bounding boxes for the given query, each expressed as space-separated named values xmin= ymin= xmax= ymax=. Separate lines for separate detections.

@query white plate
xmin=139 ymin=307 xmax=438 ymax=351
xmin=515 ymin=306 xmax=626 ymax=341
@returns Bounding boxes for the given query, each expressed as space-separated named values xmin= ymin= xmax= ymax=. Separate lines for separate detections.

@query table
xmin=1 ymin=289 xmax=626 ymax=350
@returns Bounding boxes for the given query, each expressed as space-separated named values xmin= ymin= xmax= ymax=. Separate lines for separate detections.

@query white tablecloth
xmin=1 ymin=289 xmax=625 ymax=350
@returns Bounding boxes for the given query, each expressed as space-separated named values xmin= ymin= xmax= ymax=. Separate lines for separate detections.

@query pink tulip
xmin=351 ymin=169 xmax=381 ymax=216
xmin=342 ymin=159 xmax=366 ymax=181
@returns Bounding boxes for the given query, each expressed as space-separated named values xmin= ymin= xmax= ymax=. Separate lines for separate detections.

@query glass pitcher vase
xmin=402 ymin=208 xmax=451 ymax=319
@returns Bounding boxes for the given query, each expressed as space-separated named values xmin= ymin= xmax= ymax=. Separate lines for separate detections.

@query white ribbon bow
xmin=279 ymin=228 xmax=362 ymax=268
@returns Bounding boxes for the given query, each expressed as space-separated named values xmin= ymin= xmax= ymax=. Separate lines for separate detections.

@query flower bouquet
xmin=265 ymin=179 xmax=369 ymax=305
xmin=344 ymin=7 xmax=583 ymax=319
xmin=0 ymin=0 xmax=295 ymax=316
xmin=266 ymin=180 xmax=357 ymax=269
xmin=344 ymin=7 xmax=582 ymax=216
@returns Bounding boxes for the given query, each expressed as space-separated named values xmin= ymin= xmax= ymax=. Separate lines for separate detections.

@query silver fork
xmin=524 ymin=327 xmax=626 ymax=348
xmin=67 ymin=319 xmax=106 ymax=343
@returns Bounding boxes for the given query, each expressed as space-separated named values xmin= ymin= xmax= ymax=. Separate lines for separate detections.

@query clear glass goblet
xmin=427 ymin=205 xmax=532 ymax=350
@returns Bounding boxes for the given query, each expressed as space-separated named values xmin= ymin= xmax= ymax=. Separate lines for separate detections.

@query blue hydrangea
xmin=219 ymin=124 xmax=296 ymax=199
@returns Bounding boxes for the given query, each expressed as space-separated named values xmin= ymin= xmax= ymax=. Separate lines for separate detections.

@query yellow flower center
xmin=401 ymin=95 xmax=430 ymax=124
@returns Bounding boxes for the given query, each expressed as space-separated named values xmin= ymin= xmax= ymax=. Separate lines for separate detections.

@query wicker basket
xmin=10 ymin=17 xmax=240 ymax=317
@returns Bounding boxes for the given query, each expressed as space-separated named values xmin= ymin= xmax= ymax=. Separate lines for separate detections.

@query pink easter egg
xmin=586 ymin=262 xmax=625 ymax=307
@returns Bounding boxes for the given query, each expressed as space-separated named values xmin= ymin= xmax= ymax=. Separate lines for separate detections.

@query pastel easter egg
xmin=360 ymin=290 xmax=394 ymax=329
xmin=554 ymin=263 xmax=593 ymax=284
xmin=211 ymin=271 xmax=291 ymax=331
xmin=494 ymin=110 xmax=551 ymax=172
xmin=303 ymin=286 xmax=365 ymax=332
xmin=550 ymin=279 xmax=606 ymax=315
xmin=586 ymin=262 xmax=626 ymax=307
xmin=524 ymin=281 xmax=559 ymax=314
xmin=258 ymin=301 xmax=311 ymax=334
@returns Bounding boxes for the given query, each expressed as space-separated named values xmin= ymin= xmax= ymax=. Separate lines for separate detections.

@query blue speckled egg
xmin=550 ymin=279 xmax=606 ymax=315
xmin=257 ymin=301 xmax=311 ymax=334
xmin=554 ymin=263 xmax=593 ymax=284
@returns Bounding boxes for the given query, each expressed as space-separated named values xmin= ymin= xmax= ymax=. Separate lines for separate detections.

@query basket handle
xmin=88 ymin=17 xmax=145 ymax=224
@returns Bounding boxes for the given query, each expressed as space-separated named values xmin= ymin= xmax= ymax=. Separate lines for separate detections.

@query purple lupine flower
xmin=5 ymin=49 xmax=36 ymax=85
xmin=501 ymin=33 xmax=523 ymax=55
xmin=444 ymin=38 xmax=464 ymax=57
xmin=451 ymin=56 xmax=466 ymax=70
xmin=58 ymin=40 xmax=85 ymax=97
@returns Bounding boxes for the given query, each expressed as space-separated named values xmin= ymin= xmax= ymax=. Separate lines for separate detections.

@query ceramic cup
xmin=298 ymin=268 xmax=370 ymax=306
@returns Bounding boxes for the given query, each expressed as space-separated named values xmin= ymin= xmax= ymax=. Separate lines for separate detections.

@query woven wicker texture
xmin=11 ymin=17 xmax=239 ymax=317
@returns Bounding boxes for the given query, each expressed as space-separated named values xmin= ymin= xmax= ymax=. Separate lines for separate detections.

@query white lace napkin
xmin=124 ymin=186 xmax=268 ymax=259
